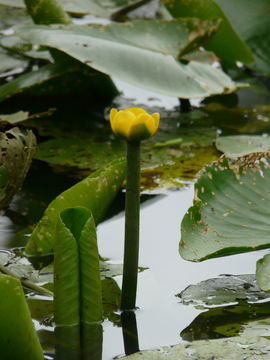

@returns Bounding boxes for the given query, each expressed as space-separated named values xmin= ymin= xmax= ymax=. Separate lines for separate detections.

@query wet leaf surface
xmin=16 ymin=21 xmax=239 ymax=98
xmin=180 ymin=152 xmax=270 ymax=261
xmin=122 ymin=318 xmax=270 ymax=359
xmin=216 ymin=135 xmax=270 ymax=158
xmin=179 ymin=274 xmax=270 ymax=307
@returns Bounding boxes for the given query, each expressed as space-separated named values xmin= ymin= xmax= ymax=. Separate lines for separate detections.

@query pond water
xmin=98 ymin=187 xmax=269 ymax=359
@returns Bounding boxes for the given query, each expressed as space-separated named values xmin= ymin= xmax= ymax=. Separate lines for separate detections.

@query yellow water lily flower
xmin=110 ymin=107 xmax=160 ymax=141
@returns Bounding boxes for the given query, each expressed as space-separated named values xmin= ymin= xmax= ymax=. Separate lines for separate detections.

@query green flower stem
xmin=0 ymin=263 xmax=53 ymax=296
xmin=121 ymin=141 xmax=141 ymax=310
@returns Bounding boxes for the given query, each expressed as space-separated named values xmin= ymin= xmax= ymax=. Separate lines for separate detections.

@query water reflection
xmin=181 ymin=300 xmax=270 ymax=341
xmin=54 ymin=323 xmax=103 ymax=360
xmin=121 ymin=311 xmax=140 ymax=356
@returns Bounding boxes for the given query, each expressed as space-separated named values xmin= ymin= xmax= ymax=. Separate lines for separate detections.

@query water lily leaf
xmin=256 ymin=253 xmax=270 ymax=292
xmin=0 ymin=47 xmax=28 ymax=73
xmin=25 ymin=158 xmax=126 ymax=255
xmin=216 ymin=135 xmax=270 ymax=158
xmin=0 ymin=63 xmax=71 ymax=102
xmin=180 ymin=152 xmax=270 ymax=261
xmin=16 ymin=22 xmax=240 ymax=98
xmin=122 ymin=319 xmax=270 ymax=359
xmin=179 ymin=274 xmax=270 ymax=308
xmin=0 ymin=127 xmax=36 ymax=209
xmin=0 ymin=4 xmax=29 ymax=29
xmin=181 ymin=301 xmax=270 ymax=341
xmin=162 ymin=0 xmax=254 ymax=67
xmin=214 ymin=0 xmax=270 ymax=76
xmin=0 ymin=274 xmax=43 ymax=360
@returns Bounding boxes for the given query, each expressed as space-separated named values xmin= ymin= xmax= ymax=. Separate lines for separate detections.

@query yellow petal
xmin=110 ymin=108 xmax=118 ymax=132
xmin=127 ymin=107 xmax=147 ymax=117
xmin=151 ymin=112 xmax=160 ymax=132
xmin=114 ymin=110 xmax=136 ymax=138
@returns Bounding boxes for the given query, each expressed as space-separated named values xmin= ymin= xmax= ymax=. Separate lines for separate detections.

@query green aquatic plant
xmin=25 ymin=158 xmax=126 ymax=255
xmin=0 ymin=274 xmax=44 ymax=360
xmin=180 ymin=149 xmax=270 ymax=292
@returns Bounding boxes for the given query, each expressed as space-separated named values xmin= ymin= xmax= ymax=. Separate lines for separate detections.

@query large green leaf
xmin=54 ymin=207 xmax=102 ymax=326
xmin=0 ymin=274 xmax=43 ymax=360
xmin=162 ymin=0 xmax=254 ymax=66
xmin=214 ymin=0 xmax=270 ymax=75
xmin=121 ymin=318 xmax=270 ymax=359
xmin=0 ymin=60 xmax=118 ymax=103
xmin=25 ymin=157 xmax=126 ymax=255
xmin=16 ymin=21 xmax=240 ymax=98
xmin=180 ymin=152 xmax=270 ymax=261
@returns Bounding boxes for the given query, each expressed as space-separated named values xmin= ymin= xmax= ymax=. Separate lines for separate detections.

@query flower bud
xmin=110 ymin=107 xmax=160 ymax=141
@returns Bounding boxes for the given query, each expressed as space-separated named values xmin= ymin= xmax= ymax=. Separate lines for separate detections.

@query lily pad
xmin=122 ymin=318 xmax=270 ymax=359
xmin=180 ymin=152 xmax=270 ymax=261
xmin=216 ymin=135 xmax=270 ymax=158
xmin=16 ymin=21 xmax=240 ymax=98
xmin=0 ymin=47 xmax=28 ymax=74
xmin=179 ymin=274 xmax=270 ymax=307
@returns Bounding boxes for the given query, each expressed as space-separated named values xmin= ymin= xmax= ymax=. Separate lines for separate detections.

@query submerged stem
xmin=121 ymin=141 xmax=141 ymax=310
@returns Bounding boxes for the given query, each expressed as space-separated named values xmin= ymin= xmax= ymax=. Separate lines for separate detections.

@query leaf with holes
xmin=180 ymin=152 xmax=270 ymax=261
xmin=0 ymin=127 xmax=36 ymax=209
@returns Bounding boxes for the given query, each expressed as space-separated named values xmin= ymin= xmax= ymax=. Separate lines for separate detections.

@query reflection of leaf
xmin=179 ymin=274 xmax=270 ymax=307
xmin=16 ymin=22 xmax=240 ymax=98
xmin=122 ymin=318 xmax=270 ymax=359
xmin=26 ymin=158 xmax=126 ymax=255
xmin=180 ymin=152 xmax=270 ymax=261
xmin=0 ymin=127 xmax=36 ymax=209
xmin=181 ymin=301 xmax=270 ymax=341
